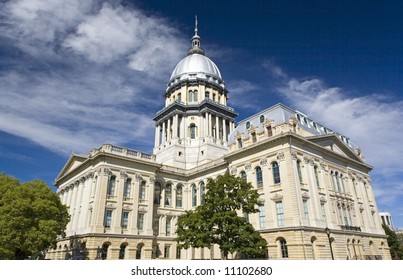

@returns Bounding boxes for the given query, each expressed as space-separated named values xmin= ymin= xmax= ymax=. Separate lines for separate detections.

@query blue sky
xmin=0 ymin=0 xmax=402 ymax=228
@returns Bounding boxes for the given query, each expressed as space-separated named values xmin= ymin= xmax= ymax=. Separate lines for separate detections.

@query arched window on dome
xmin=193 ymin=90 xmax=198 ymax=102
xmin=205 ymin=91 xmax=210 ymax=100
xmin=189 ymin=123 xmax=197 ymax=139
xmin=188 ymin=90 xmax=193 ymax=103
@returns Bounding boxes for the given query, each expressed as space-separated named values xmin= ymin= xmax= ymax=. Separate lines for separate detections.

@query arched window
xmin=177 ymin=92 xmax=181 ymax=102
xmin=331 ymin=171 xmax=338 ymax=191
xmin=260 ymin=115 xmax=265 ymax=123
xmin=101 ymin=243 xmax=109 ymax=260
xmin=139 ymin=181 xmax=146 ymax=201
xmin=256 ymin=166 xmax=263 ymax=187
xmin=123 ymin=178 xmax=131 ymax=199
xmin=193 ymin=90 xmax=198 ymax=102
xmin=205 ymin=91 xmax=210 ymax=99
xmin=314 ymin=166 xmax=320 ymax=188
xmin=107 ymin=175 xmax=116 ymax=196
xmin=279 ymin=238 xmax=288 ymax=258
xmin=297 ymin=160 xmax=303 ymax=183
xmin=119 ymin=243 xmax=127 ymax=259
xmin=189 ymin=124 xmax=197 ymax=139
xmin=191 ymin=184 xmax=197 ymax=207
xmin=339 ymin=174 xmax=345 ymax=192
xmin=188 ymin=90 xmax=193 ymax=102
xmin=136 ymin=244 xmax=143 ymax=259
xmin=165 ymin=183 xmax=172 ymax=206
xmin=176 ymin=185 xmax=183 ymax=208
xmin=246 ymin=121 xmax=250 ymax=129
xmin=199 ymin=181 xmax=205 ymax=205
xmin=272 ymin=162 xmax=280 ymax=184
xmin=154 ymin=182 xmax=161 ymax=205
xmin=240 ymin=171 xmax=247 ymax=181
xmin=335 ymin=172 xmax=342 ymax=192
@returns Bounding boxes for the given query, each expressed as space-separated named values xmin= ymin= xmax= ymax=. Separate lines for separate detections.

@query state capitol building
xmin=46 ymin=22 xmax=391 ymax=260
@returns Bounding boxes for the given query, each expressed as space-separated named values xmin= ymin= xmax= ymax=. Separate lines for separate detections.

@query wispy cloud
xmin=262 ymin=59 xmax=287 ymax=79
xmin=227 ymin=80 xmax=261 ymax=111
xmin=0 ymin=0 xmax=186 ymax=155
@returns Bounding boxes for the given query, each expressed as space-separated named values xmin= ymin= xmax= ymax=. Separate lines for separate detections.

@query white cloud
xmin=0 ymin=0 xmax=185 ymax=155
xmin=63 ymin=2 xmax=185 ymax=74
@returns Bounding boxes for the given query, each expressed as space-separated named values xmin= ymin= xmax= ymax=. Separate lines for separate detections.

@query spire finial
xmin=188 ymin=15 xmax=204 ymax=56
xmin=195 ymin=15 xmax=198 ymax=36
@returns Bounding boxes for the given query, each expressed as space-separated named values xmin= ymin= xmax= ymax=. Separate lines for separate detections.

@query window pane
xmin=272 ymin=162 xmax=280 ymax=184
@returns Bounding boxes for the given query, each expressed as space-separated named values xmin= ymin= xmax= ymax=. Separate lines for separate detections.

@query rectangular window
xmin=166 ymin=217 xmax=171 ymax=236
xmin=251 ymin=132 xmax=257 ymax=143
xmin=164 ymin=245 xmax=170 ymax=259
xmin=138 ymin=213 xmax=144 ymax=230
xmin=153 ymin=217 xmax=159 ymax=235
xmin=321 ymin=203 xmax=327 ymax=222
xmin=259 ymin=205 xmax=266 ymax=229
xmin=303 ymin=200 xmax=309 ymax=224
xmin=237 ymin=138 xmax=243 ymax=148
xmin=176 ymin=247 xmax=181 ymax=259
xmin=121 ymin=211 xmax=129 ymax=229
xmin=267 ymin=125 xmax=273 ymax=137
xmin=276 ymin=201 xmax=284 ymax=226
xmin=104 ymin=209 xmax=112 ymax=228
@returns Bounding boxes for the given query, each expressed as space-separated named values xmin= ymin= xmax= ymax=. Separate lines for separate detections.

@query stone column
xmin=208 ymin=113 xmax=212 ymax=137
xmin=154 ymin=124 xmax=160 ymax=147
xmin=167 ymin=118 xmax=171 ymax=140
xmin=223 ymin=118 xmax=227 ymax=142
xmin=215 ymin=115 xmax=219 ymax=139
xmin=173 ymin=114 xmax=178 ymax=139
xmin=162 ymin=121 xmax=166 ymax=143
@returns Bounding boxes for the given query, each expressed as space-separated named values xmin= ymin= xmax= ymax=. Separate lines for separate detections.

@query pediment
xmin=55 ymin=153 xmax=88 ymax=183
xmin=306 ymin=134 xmax=363 ymax=162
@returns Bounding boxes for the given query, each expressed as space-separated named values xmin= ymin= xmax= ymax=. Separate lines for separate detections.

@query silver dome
xmin=169 ymin=53 xmax=222 ymax=81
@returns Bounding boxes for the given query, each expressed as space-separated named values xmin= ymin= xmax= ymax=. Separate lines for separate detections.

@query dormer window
xmin=246 ymin=121 xmax=250 ymax=129
xmin=260 ymin=115 xmax=265 ymax=123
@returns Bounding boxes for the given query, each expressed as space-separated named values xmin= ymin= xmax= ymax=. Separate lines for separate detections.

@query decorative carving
xmin=103 ymin=168 xmax=112 ymax=176
xmin=291 ymin=151 xmax=298 ymax=160
xmin=276 ymin=152 xmax=285 ymax=161
xmin=135 ymin=174 xmax=143 ymax=182
xmin=120 ymin=171 xmax=128 ymax=178
xmin=230 ymin=167 xmax=237 ymax=175
xmin=271 ymin=193 xmax=283 ymax=201
xmin=260 ymin=157 xmax=267 ymax=166
xmin=149 ymin=177 xmax=155 ymax=184
xmin=302 ymin=191 xmax=310 ymax=200
xmin=319 ymin=196 xmax=327 ymax=203
xmin=245 ymin=162 xmax=252 ymax=171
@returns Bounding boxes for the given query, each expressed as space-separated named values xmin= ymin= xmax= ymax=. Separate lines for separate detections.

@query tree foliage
xmin=175 ymin=172 xmax=267 ymax=259
xmin=0 ymin=173 xmax=69 ymax=259
xmin=383 ymin=224 xmax=403 ymax=260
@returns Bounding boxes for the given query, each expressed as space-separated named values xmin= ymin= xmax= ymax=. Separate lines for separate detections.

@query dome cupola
xmin=166 ymin=16 xmax=225 ymax=93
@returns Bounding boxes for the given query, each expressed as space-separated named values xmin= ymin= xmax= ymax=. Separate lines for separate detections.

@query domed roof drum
xmin=166 ymin=17 xmax=226 ymax=93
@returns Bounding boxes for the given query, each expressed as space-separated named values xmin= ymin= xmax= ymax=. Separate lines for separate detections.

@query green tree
xmin=175 ymin=172 xmax=267 ymax=259
xmin=382 ymin=224 xmax=403 ymax=260
xmin=0 ymin=173 xmax=69 ymax=259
